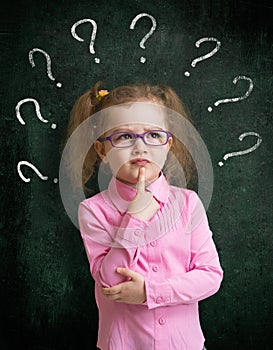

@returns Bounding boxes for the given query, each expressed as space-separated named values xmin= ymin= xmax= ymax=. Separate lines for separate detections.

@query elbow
xmin=93 ymin=264 xmax=127 ymax=288
xmin=209 ymin=266 xmax=224 ymax=295
xmin=217 ymin=267 xmax=224 ymax=290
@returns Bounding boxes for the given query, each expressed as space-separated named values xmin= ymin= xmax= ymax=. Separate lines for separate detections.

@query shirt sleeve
xmin=145 ymin=191 xmax=223 ymax=309
xmin=78 ymin=200 xmax=147 ymax=288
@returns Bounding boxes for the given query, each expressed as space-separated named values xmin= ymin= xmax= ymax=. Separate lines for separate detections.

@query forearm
xmin=145 ymin=263 xmax=223 ymax=309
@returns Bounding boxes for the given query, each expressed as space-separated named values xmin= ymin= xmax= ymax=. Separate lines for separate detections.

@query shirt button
xmin=158 ymin=318 xmax=166 ymax=325
xmin=152 ymin=265 xmax=159 ymax=272
xmin=150 ymin=241 xmax=157 ymax=247
xmin=156 ymin=296 xmax=163 ymax=304
xmin=134 ymin=229 xmax=141 ymax=236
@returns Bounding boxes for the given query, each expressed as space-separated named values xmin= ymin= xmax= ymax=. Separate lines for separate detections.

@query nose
xmin=131 ymin=137 xmax=147 ymax=154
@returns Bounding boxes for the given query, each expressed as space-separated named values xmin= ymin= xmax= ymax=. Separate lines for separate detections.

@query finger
xmin=136 ymin=167 xmax=145 ymax=194
xmin=104 ymin=293 xmax=121 ymax=301
xmin=101 ymin=286 xmax=121 ymax=295
xmin=127 ymin=190 xmax=153 ymax=214
xmin=117 ymin=267 xmax=136 ymax=279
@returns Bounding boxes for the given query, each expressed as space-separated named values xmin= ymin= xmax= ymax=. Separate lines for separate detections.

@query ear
xmin=167 ymin=136 xmax=173 ymax=150
xmin=94 ymin=140 xmax=108 ymax=163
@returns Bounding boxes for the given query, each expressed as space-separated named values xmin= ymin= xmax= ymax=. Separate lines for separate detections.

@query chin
xmin=116 ymin=178 xmax=138 ymax=187
xmin=115 ymin=173 xmax=138 ymax=186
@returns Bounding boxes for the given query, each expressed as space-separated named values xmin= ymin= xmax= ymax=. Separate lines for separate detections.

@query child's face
xmin=95 ymin=102 xmax=173 ymax=186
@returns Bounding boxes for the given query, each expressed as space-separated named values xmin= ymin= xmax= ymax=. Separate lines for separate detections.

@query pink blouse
xmin=78 ymin=174 xmax=223 ymax=350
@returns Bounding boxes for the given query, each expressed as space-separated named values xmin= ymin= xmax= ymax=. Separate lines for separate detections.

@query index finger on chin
xmin=136 ymin=167 xmax=145 ymax=193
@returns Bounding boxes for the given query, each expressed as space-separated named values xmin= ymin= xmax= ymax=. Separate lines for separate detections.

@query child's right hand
xmin=127 ymin=167 xmax=160 ymax=221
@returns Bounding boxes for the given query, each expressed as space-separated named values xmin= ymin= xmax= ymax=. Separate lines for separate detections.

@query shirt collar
xmin=107 ymin=172 xmax=170 ymax=214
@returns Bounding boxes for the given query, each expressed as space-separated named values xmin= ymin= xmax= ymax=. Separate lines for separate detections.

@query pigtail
xmin=67 ymin=81 xmax=103 ymax=138
xmin=61 ymin=81 xmax=107 ymax=193
xmin=156 ymin=84 xmax=197 ymax=188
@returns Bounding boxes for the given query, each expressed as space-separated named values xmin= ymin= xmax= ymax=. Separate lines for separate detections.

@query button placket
xmin=158 ymin=317 xmax=166 ymax=325
xmin=152 ymin=265 xmax=159 ymax=272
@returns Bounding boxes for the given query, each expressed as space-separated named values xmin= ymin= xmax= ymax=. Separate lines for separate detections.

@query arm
xmin=102 ymin=192 xmax=223 ymax=306
xmin=79 ymin=202 xmax=142 ymax=288
xmin=78 ymin=167 xmax=159 ymax=288
xmin=145 ymin=192 xmax=223 ymax=309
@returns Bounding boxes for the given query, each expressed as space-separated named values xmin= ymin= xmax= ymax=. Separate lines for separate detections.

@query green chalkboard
xmin=1 ymin=0 xmax=273 ymax=349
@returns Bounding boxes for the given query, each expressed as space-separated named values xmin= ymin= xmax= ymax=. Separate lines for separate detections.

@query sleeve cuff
xmin=145 ymin=278 xmax=172 ymax=309
xmin=114 ymin=213 xmax=149 ymax=248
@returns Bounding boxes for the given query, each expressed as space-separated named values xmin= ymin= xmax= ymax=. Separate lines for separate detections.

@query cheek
xmin=106 ymin=150 xmax=129 ymax=174
xmin=152 ymin=149 xmax=169 ymax=168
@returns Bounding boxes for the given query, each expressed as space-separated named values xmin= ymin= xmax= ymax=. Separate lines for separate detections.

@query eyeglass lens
xmin=112 ymin=131 xmax=168 ymax=147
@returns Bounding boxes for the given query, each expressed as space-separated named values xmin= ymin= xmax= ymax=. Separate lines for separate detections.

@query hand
xmin=101 ymin=268 xmax=146 ymax=304
xmin=128 ymin=167 xmax=160 ymax=221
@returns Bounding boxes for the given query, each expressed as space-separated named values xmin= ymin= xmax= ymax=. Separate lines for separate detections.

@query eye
xmin=116 ymin=133 xmax=134 ymax=140
xmin=119 ymin=133 xmax=133 ymax=140
xmin=147 ymin=131 xmax=163 ymax=138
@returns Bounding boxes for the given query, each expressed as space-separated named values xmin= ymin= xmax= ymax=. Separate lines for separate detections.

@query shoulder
xmin=168 ymin=185 xmax=204 ymax=214
xmin=78 ymin=190 xmax=116 ymax=229
xmin=78 ymin=190 xmax=114 ymax=216
xmin=169 ymin=185 xmax=198 ymax=202
xmin=80 ymin=191 xmax=104 ymax=206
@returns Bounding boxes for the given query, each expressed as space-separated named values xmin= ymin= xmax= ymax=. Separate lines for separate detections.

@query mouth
xmin=131 ymin=158 xmax=149 ymax=166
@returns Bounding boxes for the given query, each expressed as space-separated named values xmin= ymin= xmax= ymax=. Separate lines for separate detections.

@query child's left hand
xmin=101 ymin=268 xmax=146 ymax=304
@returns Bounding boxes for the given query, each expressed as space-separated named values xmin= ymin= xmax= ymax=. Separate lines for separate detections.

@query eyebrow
xmin=110 ymin=126 xmax=164 ymax=133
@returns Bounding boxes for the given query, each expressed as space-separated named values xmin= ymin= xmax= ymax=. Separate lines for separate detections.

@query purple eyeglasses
xmin=99 ymin=130 xmax=172 ymax=148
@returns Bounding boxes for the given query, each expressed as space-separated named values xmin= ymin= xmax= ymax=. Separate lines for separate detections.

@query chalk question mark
xmin=17 ymin=160 xmax=58 ymax=183
xmin=184 ymin=37 xmax=221 ymax=77
xmin=71 ymin=19 xmax=100 ymax=63
xmin=29 ymin=48 xmax=62 ymax=88
xmin=130 ymin=13 xmax=157 ymax=63
xmin=208 ymin=76 xmax=254 ymax=112
xmin=218 ymin=132 xmax=262 ymax=167
xmin=15 ymin=98 xmax=56 ymax=129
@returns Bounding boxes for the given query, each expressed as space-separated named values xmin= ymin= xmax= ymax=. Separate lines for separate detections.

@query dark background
xmin=1 ymin=0 xmax=273 ymax=349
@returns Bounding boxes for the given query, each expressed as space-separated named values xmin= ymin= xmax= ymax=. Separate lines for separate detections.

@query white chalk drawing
xmin=184 ymin=37 xmax=221 ymax=77
xmin=218 ymin=132 xmax=262 ymax=166
xmin=28 ymin=48 xmax=62 ymax=88
xmin=208 ymin=76 xmax=254 ymax=112
xmin=16 ymin=20 xmax=264 ymax=187
xmin=17 ymin=160 xmax=58 ymax=183
xmin=130 ymin=13 xmax=157 ymax=63
xmin=15 ymin=98 xmax=56 ymax=129
xmin=71 ymin=18 xmax=100 ymax=63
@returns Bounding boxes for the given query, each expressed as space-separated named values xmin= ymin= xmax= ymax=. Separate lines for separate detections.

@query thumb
xmin=116 ymin=267 xmax=136 ymax=279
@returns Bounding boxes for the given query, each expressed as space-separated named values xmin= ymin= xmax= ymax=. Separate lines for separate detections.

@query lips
xmin=131 ymin=158 xmax=149 ymax=166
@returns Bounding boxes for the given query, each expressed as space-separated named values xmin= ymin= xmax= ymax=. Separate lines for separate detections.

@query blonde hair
xmin=63 ymin=81 xmax=197 ymax=194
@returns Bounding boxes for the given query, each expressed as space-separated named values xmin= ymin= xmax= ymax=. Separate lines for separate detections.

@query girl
xmin=66 ymin=81 xmax=223 ymax=350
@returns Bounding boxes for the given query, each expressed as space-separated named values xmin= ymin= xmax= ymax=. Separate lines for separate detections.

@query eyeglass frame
xmin=98 ymin=129 xmax=172 ymax=148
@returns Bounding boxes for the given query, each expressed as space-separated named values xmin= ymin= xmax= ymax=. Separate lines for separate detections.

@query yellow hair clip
xmin=96 ymin=89 xmax=109 ymax=101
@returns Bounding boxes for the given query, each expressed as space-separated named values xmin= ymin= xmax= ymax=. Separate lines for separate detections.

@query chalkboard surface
xmin=1 ymin=0 xmax=273 ymax=349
